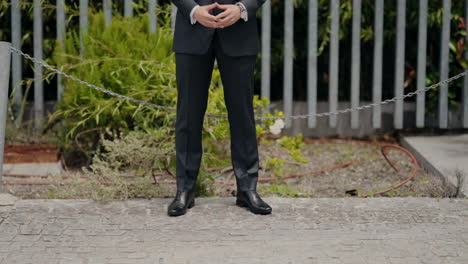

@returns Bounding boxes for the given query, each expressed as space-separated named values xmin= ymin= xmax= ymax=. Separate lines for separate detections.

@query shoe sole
xmin=188 ymin=199 xmax=195 ymax=208
xmin=168 ymin=199 xmax=195 ymax=217
xmin=236 ymin=199 xmax=272 ymax=215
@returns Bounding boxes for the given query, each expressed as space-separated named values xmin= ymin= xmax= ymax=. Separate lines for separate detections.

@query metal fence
xmin=5 ymin=0 xmax=468 ymax=131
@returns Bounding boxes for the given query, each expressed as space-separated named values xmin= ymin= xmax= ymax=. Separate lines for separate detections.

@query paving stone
xmin=0 ymin=194 xmax=18 ymax=206
xmin=0 ymin=197 xmax=466 ymax=263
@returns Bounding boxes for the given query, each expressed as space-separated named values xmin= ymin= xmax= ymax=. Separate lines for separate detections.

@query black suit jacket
xmin=171 ymin=0 xmax=266 ymax=56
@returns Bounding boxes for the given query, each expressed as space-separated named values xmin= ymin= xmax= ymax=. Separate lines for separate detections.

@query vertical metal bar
xmin=329 ymin=0 xmax=340 ymax=128
xmin=394 ymin=0 xmax=406 ymax=129
xmin=149 ymin=0 xmax=157 ymax=33
xmin=416 ymin=0 xmax=428 ymax=128
xmin=34 ymin=0 xmax=44 ymax=129
xmin=171 ymin=6 xmax=177 ymax=30
xmin=464 ymin=0 xmax=468 ymax=128
xmin=372 ymin=0 xmax=384 ymax=129
xmin=57 ymin=0 xmax=66 ymax=102
xmin=80 ymin=0 xmax=88 ymax=57
xmin=103 ymin=0 xmax=112 ymax=26
xmin=56 ymin=0 xmax=65 ymax=49
xmin=124 ymin=0 xmax=132 ymax=17
xmin=283 ymin=0 xmax=294 ymax=128
xmin=0 ymin=42 xmax=12 ymax=183
xmin=307 ymin=0 xmax=318 ymax=128
xmin=350 ymin=0 xmax=362 ymax=129
xmin=11 ymin=0 xmax=22 ymax=105
xmin=439 ymin=0 xmax=451 ymax=129
xmin=261 ymin=0 xmax=271 ymax=103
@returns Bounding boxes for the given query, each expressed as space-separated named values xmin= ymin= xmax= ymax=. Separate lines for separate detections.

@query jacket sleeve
xmin=238 ymin=0 xmax=266 ymax=20
xmin=170 ymin=0 xmax=199 ymax=18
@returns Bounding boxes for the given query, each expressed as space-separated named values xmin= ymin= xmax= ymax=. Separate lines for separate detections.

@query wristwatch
xmin=235 ymin=2 xmax=248 ymax=21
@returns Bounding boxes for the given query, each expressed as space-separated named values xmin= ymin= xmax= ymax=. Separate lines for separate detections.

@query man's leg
xmin=175 ymin=48 xmax=215 ymax=192
xmin=213 ymin=33 xmax=260 ymax=192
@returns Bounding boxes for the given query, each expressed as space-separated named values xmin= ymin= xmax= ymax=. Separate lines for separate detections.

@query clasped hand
xmin=193 ymin=2 xmax=241 ymax=29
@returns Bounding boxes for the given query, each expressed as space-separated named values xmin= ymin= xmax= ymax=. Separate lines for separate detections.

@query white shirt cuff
xmin=190 ymin=5 xmax=200 ymax=25
xmin=238 ymin=2 xmax=248 ymax=21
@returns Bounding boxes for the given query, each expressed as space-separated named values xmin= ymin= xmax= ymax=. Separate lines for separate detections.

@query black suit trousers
xmin=175 ymin=30 xmax=260 ymax=192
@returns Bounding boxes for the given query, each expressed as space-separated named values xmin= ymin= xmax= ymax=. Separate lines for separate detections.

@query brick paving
xmin=0 ymin=197 xmax=467 ymax=263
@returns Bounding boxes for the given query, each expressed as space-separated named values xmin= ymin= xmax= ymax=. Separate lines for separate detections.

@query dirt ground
xmin=2 ymin=139 xmax=456 ymax=199
xmin=211 ymin=138 xmax=455 ymax=198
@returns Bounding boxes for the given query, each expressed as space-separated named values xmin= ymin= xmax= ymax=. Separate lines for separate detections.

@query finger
xmin=219 ymin=14 xmax=234 ymax=24
xmin=223 ymin=16 xmax=238 ymax=27
xmin=206 ymin=3 xmax=219 ymax=11
xmin=215 ymin=10 xmax=231 ymax=20
xmin=202 ymin=21 xmax=216 ymax=28
xmin=219 ymin=21 xmax=233 ymax=28
xmin=205 ymin=3 xmax=218 ymax=10
xmin=219 ymin=13 xmax=234 ymax=21
xmin=202 ymin=12 xmax=218 ymax=22
xmin=220 ymin=19 xmax=233 ymax=28
xmin=202 ymin=17 xmax=218 ymax=27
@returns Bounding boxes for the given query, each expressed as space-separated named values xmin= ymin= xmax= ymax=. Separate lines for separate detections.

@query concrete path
xmin=401 ymin=133 xmax=468 ymax=197
xmin=0 ymin=197 xmax=467 ymax=264
xmin=3 ymin=162 xmax=62 ymax=176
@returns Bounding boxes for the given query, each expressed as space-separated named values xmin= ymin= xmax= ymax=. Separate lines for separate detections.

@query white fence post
xmin=329 ymin=0 xmax=340 ymax=128
xmin=103 ymin=0 xmax=112 ymax=26
xmin=124 ymin=0 xmax=133 ymax=17
xmin=80 ymin=0 xmax=88 ymax=57
xmin=307 ymin=0 xmax=318 ymax=128
xmin=171 ymin=6 xmax=177 ymax=30
xmin=283 ymin=0 xmax=294 ymax=129
xmin=261 ymin=0 xmax=271 ymax=105
xmin=394 ymin=0 xmax=406 ymax=129
xmin=350 ymin=0 xmax=362 ymax=129
xmin=0 ymin=42 xmax=12 ymax=183
xmin=11 ymin=0 xmax=22 ymax=109
xmin=372 ymin=0 xmax=384 ymax=129
xmin=33 ymin=0 xmax=44 ymax=129
xmin=57 ymin=0 xmax=66 ymax=102
xmin=439 ymin=0 xmax=451 ymax=129
xmin=149 ymin=0 xmax=158 ymax=33
xmin=416 ymin=0 xmax=428 ymax=128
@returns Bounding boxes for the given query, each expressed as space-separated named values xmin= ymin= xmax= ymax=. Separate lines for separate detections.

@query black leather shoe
xmin=167 ymin=189 xmax=195 ymax=217
xmin=236 ymin=190 xmax=272 ymax=215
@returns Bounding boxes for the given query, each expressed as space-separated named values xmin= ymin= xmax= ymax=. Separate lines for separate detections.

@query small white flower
xmin=269 ymin=124 xmax=282 ymax=135
xmin=269 ymin=119 xmax=285 ymax=135
xmin=274 ymin=119 xmax=285 ymax=129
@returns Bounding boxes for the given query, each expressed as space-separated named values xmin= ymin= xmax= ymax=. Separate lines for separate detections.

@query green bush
xmin=50 ymin=11 xmax=177 ymax=139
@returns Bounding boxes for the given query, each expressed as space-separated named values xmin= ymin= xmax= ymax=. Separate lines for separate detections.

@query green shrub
xmin=49 ymin=11 xmax=177 ymax=140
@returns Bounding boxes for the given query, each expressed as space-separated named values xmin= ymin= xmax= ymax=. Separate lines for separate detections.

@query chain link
xmin=10 ymin=46 xmax=468 ymax=121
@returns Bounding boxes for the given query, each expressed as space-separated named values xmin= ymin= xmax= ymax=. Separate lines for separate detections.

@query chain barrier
xmin=10 ymin=46 xmax=468 ymax=121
